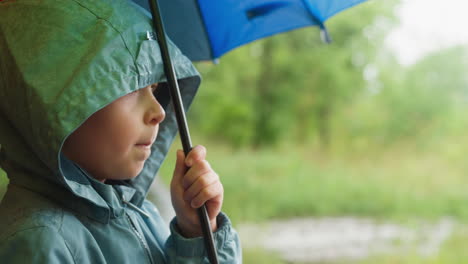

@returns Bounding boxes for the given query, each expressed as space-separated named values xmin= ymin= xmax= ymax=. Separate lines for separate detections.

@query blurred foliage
xmin=0 ymin=145 xmax=6 ymax=201
xmin=153 ymin=0 xmax=468 ymax=224
xmin=160 ymin=134 xmax=468 ymax=224
xmin=178 ymin=0 xmax=468 ymax=261
xmin=186 ymin=0 xmax=468 ymax=159
xmin=358 ymin=225 xmax=468 ymax=264
xmin=189 ymin=1 xmax=399 ymax=148
xmin=0 ymin=168 xmax=5 ymax=193
xmin=242 ymin=247 xmax=284 ymax=264
xmin=339 ymin=45 xmax=468 ymax=148
xmin=239 ymin=226 xmax=468 ymax=263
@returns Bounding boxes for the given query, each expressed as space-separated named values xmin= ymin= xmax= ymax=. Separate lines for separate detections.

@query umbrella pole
xmin=146 ymin=1 xmax=219 ymax=263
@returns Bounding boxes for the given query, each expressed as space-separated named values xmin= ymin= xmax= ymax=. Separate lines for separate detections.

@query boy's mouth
xmin=135 ymin=138 xmax=155 ymax=148
xmin=136 ymin=135 xmax=156 ymax=148
xmin=136 ymin=142 xmax=152 ymax=147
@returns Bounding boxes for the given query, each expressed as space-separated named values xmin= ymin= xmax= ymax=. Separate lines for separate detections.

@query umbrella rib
xmin=301 ymin=0 xmax=332 ymax=43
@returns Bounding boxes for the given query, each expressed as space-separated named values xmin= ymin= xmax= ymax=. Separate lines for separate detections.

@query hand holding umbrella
xmin=171 ymin=146 xmax=223 ymax=238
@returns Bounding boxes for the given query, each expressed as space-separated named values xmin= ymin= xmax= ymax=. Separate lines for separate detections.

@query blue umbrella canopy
xmin=132 ymin=0 xmax=367 ymax=61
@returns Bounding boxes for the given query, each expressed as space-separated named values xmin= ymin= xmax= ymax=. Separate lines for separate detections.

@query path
xmin=238 ymin=217 xmax=455 ymax=263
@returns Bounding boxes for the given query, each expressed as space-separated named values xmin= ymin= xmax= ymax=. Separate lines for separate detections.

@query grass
xmin=242 ymin=248 xmax=285 ymax=264
xmin=357 ymin=225 xmax=468 ymax=264
xmin=158 ymin=134 xmax=468 ymax=224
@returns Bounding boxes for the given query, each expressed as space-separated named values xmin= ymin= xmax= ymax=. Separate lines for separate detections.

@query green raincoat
xmin=0 ymin=0 xmax=241 ymax=263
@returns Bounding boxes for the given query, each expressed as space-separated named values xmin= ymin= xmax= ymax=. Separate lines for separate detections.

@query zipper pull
xmin=122 ymin=196 xmax=150 ymax=218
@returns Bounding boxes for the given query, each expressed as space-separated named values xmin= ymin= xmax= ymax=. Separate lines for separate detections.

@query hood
xmin=0 ymin=0 xmax=200 ymax=221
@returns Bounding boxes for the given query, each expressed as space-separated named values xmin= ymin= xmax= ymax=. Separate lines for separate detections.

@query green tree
xmin=381 ymin=45 xmax=468 ymax=141
xmin=191 ymin=0 xmax=400 ymax=149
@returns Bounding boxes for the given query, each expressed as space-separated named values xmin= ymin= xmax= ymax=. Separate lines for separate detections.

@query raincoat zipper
xmin=122 ymin=200 xmax=154 ymax=264
xmin=126 ymin=213 xmax=155 ymax=264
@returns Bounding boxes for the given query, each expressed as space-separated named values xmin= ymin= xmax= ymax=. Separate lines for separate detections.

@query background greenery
xmin=2 ymin=0 xmax=468 ymax=262
xmin=155 ymin=0 xmax=468 ymax=224
xmin=0 ymin=168 xmax=6 ymax=201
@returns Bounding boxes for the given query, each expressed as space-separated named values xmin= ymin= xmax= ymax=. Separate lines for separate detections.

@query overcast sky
xmin=385 ymin=0 xmax=468 ymax=65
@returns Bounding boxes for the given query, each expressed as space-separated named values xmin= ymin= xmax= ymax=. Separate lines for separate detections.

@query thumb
xmin=172 ymin=149 xmax=186 ymax=184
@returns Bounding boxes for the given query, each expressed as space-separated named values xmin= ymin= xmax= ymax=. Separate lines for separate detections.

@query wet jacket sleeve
xmin=165 ymin=212 xmax=242 ymax=264
xmin=0 ymin=227 xmax=75 ymax=263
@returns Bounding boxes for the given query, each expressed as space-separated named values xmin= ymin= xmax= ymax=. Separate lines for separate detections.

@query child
xmin=0 ymin=0 xmax=241 ymax=263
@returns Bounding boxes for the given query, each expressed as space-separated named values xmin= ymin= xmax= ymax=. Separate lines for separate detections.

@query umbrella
xmin=133 ymin=0 xmax=367 ymax=62
xmin=136 ymin=1 xmax=367 ymax=263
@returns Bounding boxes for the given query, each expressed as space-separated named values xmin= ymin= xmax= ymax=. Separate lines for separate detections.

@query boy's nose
xmin=144 ymin=88 xmax=166 ymax=126
xmin=146 ymin=101 xmax=165 ymax=126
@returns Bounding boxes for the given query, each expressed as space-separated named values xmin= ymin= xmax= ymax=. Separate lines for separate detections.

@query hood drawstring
xmin=122 ymin=195 xmax=150 ymax=218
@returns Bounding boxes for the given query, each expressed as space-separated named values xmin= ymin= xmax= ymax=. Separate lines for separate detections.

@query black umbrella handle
xmin=146 ymin=1 xmax=219 ymax=264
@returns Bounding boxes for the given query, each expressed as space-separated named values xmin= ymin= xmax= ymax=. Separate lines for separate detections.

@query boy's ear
xmin=154 ymin=83 xmax=170 ymax=110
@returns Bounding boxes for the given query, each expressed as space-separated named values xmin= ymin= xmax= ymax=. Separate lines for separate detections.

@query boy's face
xmin=62 ymin=84 xmax=165 ymax=182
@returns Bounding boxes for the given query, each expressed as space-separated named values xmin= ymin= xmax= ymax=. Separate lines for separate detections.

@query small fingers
xmin=183 ymin=171 xmax=219 ymax=203
xmin=189 ymin=181 xmax=223 ymax=209
xmin=185 ymin=145 xmax=207 ymax=167
xmin=182 ymin=159 xmax=212 ymax=189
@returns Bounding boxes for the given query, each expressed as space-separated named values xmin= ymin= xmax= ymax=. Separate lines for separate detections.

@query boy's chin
xmin=120 ymin=170 xmax=142 ymax=181
xmin=103 ymin=173 xmax=140 ymax=183
xmin=103 ymin=169 xmax=143 ymax=182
